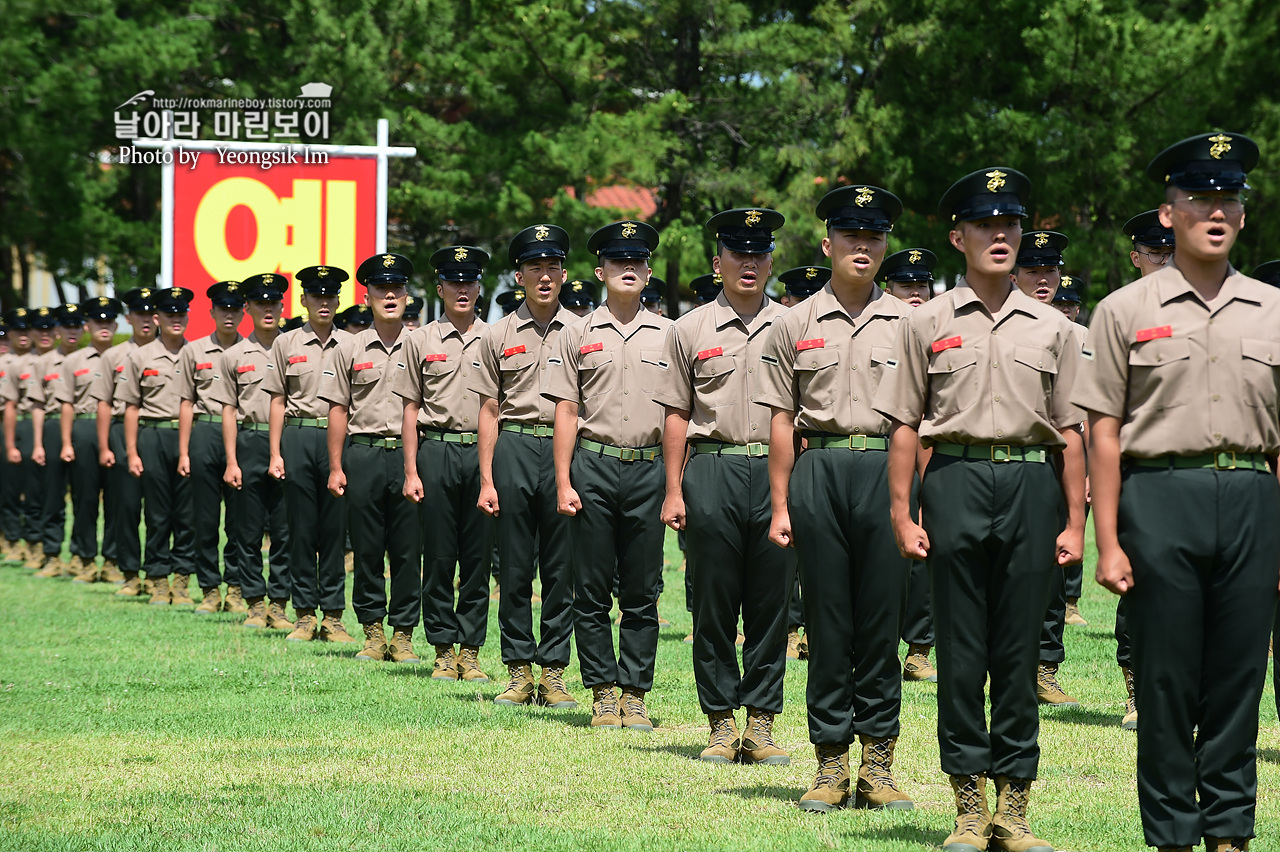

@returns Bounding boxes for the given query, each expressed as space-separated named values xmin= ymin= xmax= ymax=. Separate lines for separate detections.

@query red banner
xmin=173 ymin=155 xmax=377 ymax=337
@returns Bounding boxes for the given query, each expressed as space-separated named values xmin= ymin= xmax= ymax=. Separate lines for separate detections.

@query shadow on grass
xmin=1039 ymin=706 xmax=1119 ymax=728
xmin=721 ymin=783 xmax=796 ymax=802
xmin=626 ymin=742 xmax=705 ymax=761
xmin=831 ymin=823 xmax=941 ymax=849
xmin=1261 ymin=748 xmax=1280 ymax=764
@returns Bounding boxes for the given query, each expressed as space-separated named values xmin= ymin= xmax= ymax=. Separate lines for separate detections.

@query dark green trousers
xmin=283 ymin=424 xmax=346 ymax=612
xmin=570 ymin=448 xmax=664 ymax=691
xmin=38 ymin=416 xmax=67 ymax=556
xmin=1119 ymin=465 xmax=1279 ymax=848
xmin=792 ymin=448 xmax=909 ymax=743
xmin=344 ymin=441 xmax=420 ymax=627
xmin=1115 ymin=596 xmax=1131 ymax=668
xmin=105 ymin=421 xmax=142 ymax=573
xmin=137 ymin=424 xmax=193 ymax=579
xmin=13 ymin=419 xmax=37 ymax=542
xmin=189 ymin=419 xmax=238 ymax=589
xmin=66 ymin=418 xmax=104 ymax=560
xmin=922 ymin=454 xmax=1061 ymax=779
xmin=787 ymin=575 xmax=804 ymax=629
xmin=1 ymin=420 xmax=28 ymax=541
xmin=418 ymin=437 xmax=490 ymax=647
xmin=492 ymin=431 xmax=574 ymax=667
xmin=901 ymin=559 xmax=934 ymax=646
xmin=684 ymin=451 xmax=794 ymax=715
xmin=1040 ymin=507 xmax=1088 ymax=664
xmin=230 ymin=430 xmax=288 ymax=600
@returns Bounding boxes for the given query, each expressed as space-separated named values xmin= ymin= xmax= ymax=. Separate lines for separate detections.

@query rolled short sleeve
xmin=651 ymin=324 xmax=693 ymax=412
xmin=541 ymin=324 xmax=582 ymax=404
xmin=872 ymin=318 xmax=928 ymax=427
xmin=318 ymin=338 xmax=353 ymax=408
xmin=1071 ymin=299 xmax=1129 ymax=418
xmin=1049 ymin=329 xmax=1085 ymax=429
xmin=116 ymin=353 xmax=143 ymax=408
xmin=205 ymin=350 xmax=239 ymax=410
xmin=753 ymin=320 xmax=797 ymax=412
xmin=469 ymin=330 xmax=501 ymax=400
xmin=390 ymin=330 xmax=423 ymax=402
xmin=262 ymin=338 xmax=287 ymax=397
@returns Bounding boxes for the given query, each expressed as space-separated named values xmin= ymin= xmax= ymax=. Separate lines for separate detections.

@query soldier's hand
xmin=558 ymin=486 xmax=581 ymax=517
xmin=477 ymin=484 xmax=499 ymax=517
xmin=892 ymin=517 xmax=930 ymax=560
xmin=31 ymin=446 xmax=46 ymax=466
xmin=269 ymin=454 xmax=285 ymax=481
xmin=1056 ymin=527 xmax=1084 ymax=567
xmin=403 ymin=472 xmax=424 ymax=503
xmin=60 ymin=446 xmax=74 ymax=463
xmin=177 ymin=454 xmax=191 ymax=477
xmin=328 ymin=469 xmax=346 ymax=498
xmin=127 ymin=454 xmax=144 ymax=478
xmin=224 ymin=464 xmax=242 ymax=490
xmin=1096 ymin=546 xmax=1134 ymax=595
xmin=661 ymin=493 xmax=686 ymax=531
xmin=99 ymin=449 xmax=115 ymax=468
xmin=6 ymin=448 xmax=20 ymax=464
xmin=768 ymin=510 xmax=792 ymax=549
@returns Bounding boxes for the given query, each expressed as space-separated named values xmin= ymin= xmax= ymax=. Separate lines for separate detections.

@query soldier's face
xmin=1130 ymin=246 xmax=1173 ymax=277
xmin=210 ymin=304 xmax=243 ymax=334
xmin=158 ymin=310 xmax=188 ymax=340
xmin=437 ymin=279 xmax=479 ymax=319
xmin=950 ymin=216 xmax=1021 ymax=277
xmin=246 ymin=299 xmax=281 ymax=330
xmin=515 ymin=259 xmax=566 ymax=309
xmin=1054 ymin=301 xmax=1080 ymax=322
xmin=713 ymin=249 xmax=772 ymax=297
xmin=644 ymin=301 xmax=662 ymax=315
xmin=58 ymin=325 xmax=84 ymax=350
xmin=595 ymin=257 xmax=649 ymax=299
xmin=888 ymin=280 xmax=931 ymax=307
xmin=301 ymin=293 xmax=339 ymax=326
xmin=823 ymin=228 xmax=888 ymax=285
xmin=87 ymin=318 xmax=115 ymax=345
xmin=127 ymin=311 xmax=156 ymax=343
xmin=365 ymin=282 xmax=407 ymax=322
xmin=402 ymin=317 xmax=421 ymax=330
xmin=1012 ymin=265 xmax=1061 ymax=302
xmin=11 ymin=330 xmax=31 ymax=352
xmin=1160 ymin=187 xmax=1244 ymax=264
xmin=34 ymin=328 xmax=56 ymax=352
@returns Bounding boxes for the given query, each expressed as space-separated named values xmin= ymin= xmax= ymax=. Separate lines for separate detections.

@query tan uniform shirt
xmin=755 ymin=283 xmax=907 ymax=435
xmin=2 ymin=351 xmax=41 ymax=413
xmin=543 ymin=306 xmax=672 ymax=447
xmin=873 ymin=281 xmax=1083 ymax=449
xmin=391 ymin=316 xmax=487 ymax=432
xmin=263 ymin=324 xmax=347 ymax=419
xmin=118 ymin=338 xmax=187 ymax=419
xmin=30 ymin=349 xmax=69 ymax=414
xmin=319 ymin=326 xmax=406 ymax=437
xmin=53 ymin=347 xmax=104 ymax=415
xmin=470 ymin=303 xmax=572 ymax=426
xmin=207 ymin=333 xmax=275 ymax=424
xmin=89 ymin=340 xmax=140 ymax=416
xmin=177 ymin=333 xmax=241 ymax=416
xmin=653 ymin=291 xmax=787 ymax=445
xmin=1072 ymin=264 xmax=1280 ymax=457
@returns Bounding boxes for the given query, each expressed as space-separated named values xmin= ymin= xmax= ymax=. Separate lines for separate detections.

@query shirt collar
xmin=359 ymin=325 xmax=403 ymax=354
xmin=514 ymin=301 xmax=566 ymax=331
xmin=433 ymin=315 xmax=485 ymax=345
xmin=588 ymin=304 xmax=663 ymax=334
xmin=1157 ymin=262 xmax=1258 ymax=307
xmin=951 ymin=278 xmax=1041 ymax=319
xmin=811 ymin=282 xmax=903 ymax=323
xmin=710 ymin=289 xmax=781 ymax=333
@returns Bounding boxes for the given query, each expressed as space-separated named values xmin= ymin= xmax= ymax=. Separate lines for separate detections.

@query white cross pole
xmin=132 ymin=117 xmax=416 ymax=287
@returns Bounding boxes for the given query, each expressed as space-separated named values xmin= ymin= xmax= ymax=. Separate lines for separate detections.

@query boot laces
xmin=956 ymin=776 xmax=985 ymax=814
xmin=865 ymin=739 xmax=901 ymax=788
xmin=622 ymin=690 xmax=647 ymax=719
xmin=1037 ymin=664 xmax=1060 ymax=691
xmin=460 ymin=647 xmax=477 ymax=667
xmin=709 ymin=712 xmax=736 ymax=746
xmin=1001 ymin=779 xmax=1030 ymax=820
xmin=593 ymin=687 xmax=619 ymax=716
xmin=748 ymin=711 xmax=777 ymax=746
xmin=814 ymin=746 xmax=846 ymax=787
xmin=505 ymin=664 xmax=528 ymax=690
xmin=543 ymin=666 xmax=567 ymax=691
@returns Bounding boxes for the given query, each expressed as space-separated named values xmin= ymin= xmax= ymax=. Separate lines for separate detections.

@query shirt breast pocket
xmin=579 ymin=351 xmax=613 ymax=399
xmin=693 ymin=354 xmax=737 ymax=409
xmin=285 ymin=362 xmax=312 ymax=398
xmin=1127 ymin=337 xmax=1191 ymax=410
xmin=421 ymin=356 xmax=457 ymax=393
xmin=794 ymin=348 xmax=840 ymax=409
xmin=351 ymin=365 xmax=383 ymax=403
xmin=1240 ymin=337 xmax=1280 ymax=411
xmin=926 ymin=347 xmax=979 ymax=418
xmin=1011 ymin=344 xmax=1058 ymax=415
xmin=640 ymin=349 xmax=664 ymax=394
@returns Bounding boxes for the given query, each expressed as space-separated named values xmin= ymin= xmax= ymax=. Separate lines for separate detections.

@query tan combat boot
xmin=537 ymin=665 xmax=577 ymax=709
xmin=70 ymin=556 xmax=98 ymax=584
xmin=1064 ymin=596 xmax=1087 ymax=626
xmin=141 ymin=577 xmax=154 ymax=597
xmin=195 ymin=587 xmax=221 ymax=615
xmin=385 ymin=628 xmax=419 ymax=663
xmin=798 ymin=632 xmax=809 ymax=658
xmin=170 ymin=574 xmax=194 ymax=606
xmin=855 ymin=735 xmax=914 ymax=809
xmin=431 ymin=645 xmax=458 ymax=680
xmin=1204 ymin=839 xmax=1250 ymax=852
xmin=319 ymin=611 xmax=358 ymax=643
xmin=355 ymin=623 xmax=388 ymax=661
xmin=699 ymin=710 xmax=740 ymax=763
xmin=456 ymin=645 xmax=489 ymax=682
xmin=343 ymin=551 xmax=354 ymax=573
xmin=944 ymin=774 xmax=992 ymax=852
xmin=23 ymin=542 xmax=44 ymax=569
xmin=799 ymin=744 xmax=851 ymax=813
xmin=1121 ymin=666 xmax=1138 ymax=731
xmin=494 ymin=662 xmax=536 ymax=705
xmin=265 ymin=600 xmax=294 ymax=630
xmin=903 ymin=643 xmax=938 ymax=682
xmin=222 ymin=585 xmax=248 ymax=614
xmin=99 ymin=559 xmax=125 ymax=584
xmin=1035 ymin=663 xmax=1078 ymax=707
xmin=243 ymin=597 xmax=268 ymax=628
xmin=287 ymin=610 xmax=318 ymax=642
xmin=786 ymin=628 xmax=803 ymax=660
xmin=35 ymin=555 xmax=65 ymax=578
xmin=620 ymin=686 xmax=653 ymax=732
xmin=989 ymin=776 xmax=1052 ymax=852
xmin=115 ymin=572 xmax=142 ymax=597
xmin=148 ymin=575 xmax=171 ymax=606
xmin=740 ymin=707 xmax=789 ymax=765
xmin=590 ymin=684 xmax=622 ymax=728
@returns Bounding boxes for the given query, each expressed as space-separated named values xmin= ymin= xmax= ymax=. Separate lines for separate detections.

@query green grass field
xmin=1 ymin=529 xmax=1278 ymax=852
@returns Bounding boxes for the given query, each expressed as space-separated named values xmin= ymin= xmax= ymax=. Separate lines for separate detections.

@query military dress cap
xmin=403 ymin=295 xmax=425 ymax=320
xmin=4 ymin=307 xmax=31 ymax=329
xmin=278 ymin=315 xmax=306 ymax=332
xmin=778 ymin=266 xmax=832 ymax=298
xmin=56 ymin=303 xmax=85 ymax=327
xmin=707 ymin=208 xmax=785 ymax=254
xmin=1146 ymin=132 xmax=1259 ymax=190
xmin=340 ymin=304 xmax=372 ymax=327
xmin=1122 ymin=210 xmax=1176 ymax=248
xmin=155 ymin=287 xmax=195 ymax=313
xmin=30 ymin=306 xmax=58 ymax=329
xmin=879 ymin=248 xmax=938 ymax=283
xmin=495 ymin=288 xmax=526 ymax=315
xmin=1252 ymin=260 xmax=1280 ymax=287
xmin=816 ymin=185 xmax=903 ymax=232
xmin=560 ymin=279 xmax=599 ymax=310
xmin=83 ymin=296 xmax=123 ymax=321
xmin=241 ymin=272 xmax=288 ymax=302
xmin=938 ymin=167 xmax=1031 ymax=223
xmin=1052 ymin=274 xmax=1084 ymax=304
xmin=121 ymin=287 xmax=157 ymax=313
xmin=207 ymin=280 xmax=246 ymax=309
xmin=295 ymin=265 xmax=348 ymax=295
xmin=356 ymin=253 xmax=414 ymax=288
xmin=641 ymin=278 xmax=663 ymax=305
xmin=508 ymin=224 xmax=570 ymax=267
xmin=1015 ymin=231 xmax=1069 ymax=268
xmin=690 ymin=273 xmax=723 ymax=304
xmin=431 ymin=246 xmax=489 ymax=282
xmin=587 ymin=221 xmax=660 ymax=259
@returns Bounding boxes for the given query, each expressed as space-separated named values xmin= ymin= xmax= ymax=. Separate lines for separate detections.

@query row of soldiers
xmin=1 ymin=129 xmax=1275 ymax=852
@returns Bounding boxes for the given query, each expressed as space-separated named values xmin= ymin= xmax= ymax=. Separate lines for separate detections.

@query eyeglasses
xmin=1172 ymin=195 xmax=1245 ymax=214
xmin=1136 ymin=249 xmax=1174 ymax=264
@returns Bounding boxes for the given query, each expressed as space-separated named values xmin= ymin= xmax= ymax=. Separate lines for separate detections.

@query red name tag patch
xmin=287 ymin=355 xmax=308 ymax=365
xmin=142 ymin=369 xmax=160 ymax=377
xmin=43 ymin=373 xmax=59 ymax=382
xmin=502 ymin=345 xmax=526 ymax=358
xmin=931 ymin=336 xmax=962 ymax=353
xmin=236 ymin=364 xmax=255 ymax=374
xmin=580 ymin=341 xmax=604 ymax=355
xmin=18 ymin=373 xmax=31 ymax=381
xmin=353 ymin=362 xmax=374 ymax=371
xmin=114 ymin=365 xmax=125 ymax=373
xmin=196 ymin=362 xmax=213 ymax=370
xmin=796 ymin=338 xmax=824 ymax=352
xmin=697 ymin=347 xmax=723 ymax=360
xmin=1135 ymin=325 xmax=1172 ymax=343
xmin=423 ymin=353 xmax=447 ymax=362
xmin=74 ymin=369 xmax=89 ymax=377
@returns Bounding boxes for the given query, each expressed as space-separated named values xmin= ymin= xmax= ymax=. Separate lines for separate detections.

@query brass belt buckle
xmin=849 ymin=435 xmax=867 ymax=450
xmin=619 ymin=447 xmax=637 ymax=462
xmin=459 ymin=432 xmax=476 ymax=445
xmin=534 ymin=424 xmax=552 ymax=438
xmin=990 ymin=444 xmax=1012 ymax=462
xmin=746 ymin=442 xmax=765 ymax=457
xmin=1214 ymin=450 xmax=1237 ymax=470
